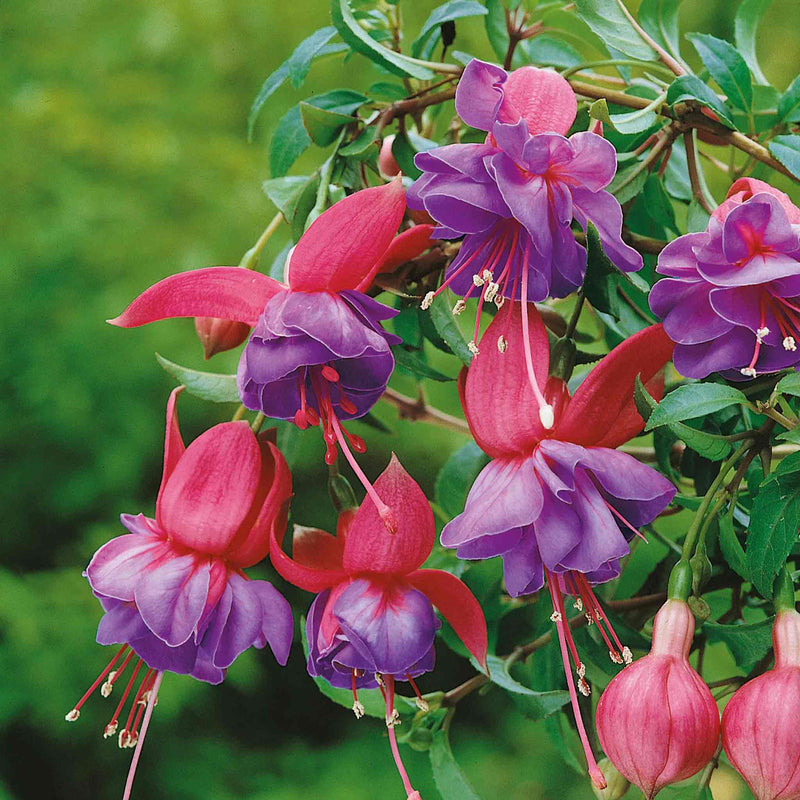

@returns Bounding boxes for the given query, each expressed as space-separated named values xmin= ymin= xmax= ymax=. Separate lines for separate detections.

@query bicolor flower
xmin=441 ymin=302 xmax=676 ymax=786
xmin=109 ymin=181 xmax=431 ymax=528
xmin=407 ymin=58 xmax=642 ymax=355
xmin=722 ymin=583 xmax=800 ymax=800
xmin=270 ymin=455 xmax=488 ymax=800
xmin=66 ymin=388 xmax=293 ymax=799
xmin=650 ymin=182 xmax=800 ymax=380
xmin=596 ymin=598 xmax=721 ymax=799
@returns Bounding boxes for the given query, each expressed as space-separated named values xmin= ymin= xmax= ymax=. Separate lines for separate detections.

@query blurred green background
xmin=2 ymin=0 xmax=799 ymax=798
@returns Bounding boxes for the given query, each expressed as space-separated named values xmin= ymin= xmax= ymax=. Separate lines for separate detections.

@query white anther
xmin=127 ymin=733 xmax=138 ymax=749
xmin=497 ymin=335 xmax=508 ymax=353
xmin=468 ymin=340 xmax=480 ymax=355
xmin=609 ymin=650 xmax=623 ymax=665
xmin=375 ymin=673 xmax=385 ymax=687
xmin=573 ymin=598 xmax=584 ymax=612
xmin=452 ymin=299 xmax=466 ymax=315
xmin=352 ymin=701 xmax=365 ymax=720
xmin=622 ymin=646 xmax=633 ymax=665
xmin=539 ymin=405 xmax=555 ymax=429
xmin=101 ymin=681 xmax=113 ymax=698
xmin=138 ymin=691 xmax=151 ymax=706
xmin=65 ymin=709 xmax=80 ymax=722
xmin=421 ymin=292 xmax=435 ymax=310
xmin=550 ymin=611 xmax=562 ymax=622
xmin=484 ymin=282 xmax=500 ymax=303
xmin=578 ymin=678 xmax=591 ymax=697
xmin=118 ymin=731 xmax=129 ymax=749
xmin=757 ymin=327 xmax=770 ymax=341
xmin=386 ymin=709 xmax=401 ymax=728
xmin=494 ymin=295 xmax=505 ymax=309
xmin=576 ymin=663 xmax=586 ymax=680
xmin=784 ymin=336 xmax=797 ymax=352
xmin=415 ymin=697 xmax=430 ymax=712
xmin=585 ymin=614 xmax=594 ymax=626
xmin=472 ymin=273 xmax=485 ymax=287
xmin=740 ymin=367 xmax=757 ymax=378
xmin=104 ymin=721 xmax=118 ymax=739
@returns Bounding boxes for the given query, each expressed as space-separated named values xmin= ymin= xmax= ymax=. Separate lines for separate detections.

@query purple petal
xmin=501 ymin=527 xmax=545 ymax=597
xmin=651 ymin=279 xmax=734 ymax=344
xmin=656 ymin=234 xmax=707 ymax=279
xmin=454 ymin=59 xmax=507 ymax=131
xmin=251 ymin=578 xmax=294 ymax=666
xmin=560 ymin=132 xmax=617 ymax=191
xmin=96 ymin=601 xmax=150 ymax=645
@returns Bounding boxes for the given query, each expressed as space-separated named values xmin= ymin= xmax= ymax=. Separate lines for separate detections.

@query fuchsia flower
xmin=269 ymin=455 xmax=488 ymax=800
xmin=109 ymin=181 xmax=431 ymax=529
xmin=66 ymin=388 xmax=293 ymax=799
xmin=722 ymin=598 xmax=800 ymax=799
xmin=596 ymin=598 xmax=721 ymax=799
xmin=441 ymin=302 xmax=676 ymax=786
xmin=408 ymin=58 xmax=642 ymax=356
xmin=650 ymin=179 xmax=800 ymax=380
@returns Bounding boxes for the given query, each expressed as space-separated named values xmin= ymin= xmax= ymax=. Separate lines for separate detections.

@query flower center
xmin=740 ymin=292 xmax=800 ymax=378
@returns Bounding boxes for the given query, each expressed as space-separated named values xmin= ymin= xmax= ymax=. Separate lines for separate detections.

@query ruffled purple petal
xmin=454 ymin=59 xmax=507 ymax=131
xmin=560 ymin=132 xmax=617 ymax=191
xmin=501 ymin=527 xmax=545 ymax=597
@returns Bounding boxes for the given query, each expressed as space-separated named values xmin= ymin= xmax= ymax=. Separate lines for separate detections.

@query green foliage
xmin=156 ymin=354 xmax=240 ymax=404
xmin=687 ymin=33 xmax=754 ymax=113
xmin=435 ymin=441 xmax=489 ymax=520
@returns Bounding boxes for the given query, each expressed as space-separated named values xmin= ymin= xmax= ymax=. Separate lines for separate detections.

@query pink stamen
xmin=520 ymin=268 xmax=554 ymax=428
xmin=122 ymin=670 xmax=163 ymax=800
xmin=67 ymin=645 xmax=128 ymax=717
xmin=118 ymin=661 xmax=146 ymax=747
xmin=321 ymin=365 xmax=340 ymax=382
xmin=604 ymin=500 xmax=648 ymax=542
xmin=574 ymin=574 xmax=629 ymax=661
xmin=383 ymin=675 xmax=418 ymax=798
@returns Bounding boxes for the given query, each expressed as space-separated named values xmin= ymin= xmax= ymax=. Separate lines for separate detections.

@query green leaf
xmin=480 ymin=655 xmax=570 ymax=720
xmin=248 ymin=61 xmax=290 ymax=141
xmin=645 ymin=383 xmax=748 ymax=430
xmin=775 ymin=372 xmax=800 ymax=397
xmin=155 ymin=354 xmax=240 ymax=403
xmin=778 ymin=75 xmax=800 ymax=125
xmin=769 ymin=135 xmax=800 ymax=179
xmin=429 ymin=729 xmax=483 ymax=800
xmin=262 ymin=175 xmax=314 ymax=221
xmin=747 ymin=451 xmax=800 ymax=597
xmin=299 ymin=103 xmax=357 ymax=147
xmin=392 ymin=346 xmax=455 ymax=382
xmin=391 ymin=132 xmax=423 ymax=180
xmin=331 ymin=0 xmax=436 ymax=79
xmin=666 ymin=74 xmax=736 ymax=128
xmin=718 ymin=511 xmax=751 ymax=581
xmin=573 ymin=0 xmax=656 ymax=61
xmin=687 ymin=197 xmax=711 ymax=233
xmin=435 ymin=441 xmax=489 ymax=520
xmin=523 ymin=35 xmax=583 ymax=68
xmin=704 ymin=617 xmax=774 ymax=670
xmin=339 ymin=127 xmax=378 ymax=158
xmin=288 ymin=27 xmax=339 ymax=87
xmin=638 ymin=0 xmax=684 ymax=62
xmin=778 ymin=427 xmax=800 ymax=444
xmin=412 ymin=1 xmax=487 ymax=58
xmin=583 ymin=221 xmax=622 ymax=319
xmin=687 ymin=33 xmax=753 ymax=112
xmin=608 ymin=160 xmax=649 ymax=204
xmin=482 ymin=0 xmax=509 ymax=61
xmin=641 ymin=175 xmax=679 ymax=234
xmin=428 ymin=293 xmax=473 ymax=366
xmin=734 ymin=0 xmax=774 ymax=85
xmin=589 ymin=97 xmax=659 ymax=135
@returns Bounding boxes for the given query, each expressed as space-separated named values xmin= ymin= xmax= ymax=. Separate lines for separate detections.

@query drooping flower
xmin=109 ymin=181 xmax=430 ymax=528
xmin=722 ymin=575 xmax=800 ymax=800
xmin=440 ymin=302 xmax=676 ymax=786
xmin=650 ymin=183 xmax=800 ymax=380
xmin=407 ymin=58 xmax=642 ymax=354
xmin=596 ymin=598 xmax=721 ymax=799
xmin=270 ymin=455 xmax=488 ymax=800
xmin=66 ymin=388 xmax=294 ymax=799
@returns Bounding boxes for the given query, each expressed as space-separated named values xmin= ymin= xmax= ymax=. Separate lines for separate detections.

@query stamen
xmin=605 ymin=501 xmax=648 ymax=543
xmin=756 ymin=326 xmax=770 ymax=341
xmin=520 ymin=270 xmax=554 ymax=429
xmin=785 ymin=336 xmax=797 ymax=351
xmin=121 ymin=671 xmax=164 ymax=800
xmin=65 ymin=645 xmax=129 ymax=722
xmin=113 ymin=660 xmax=145 ymax=747
xmin=452 ymin=299 xmax=466 ymax=315
xmin=497 ymin=335 xmax=508 ymax=353
xmin=467 ymin=340 xmax=479 ymax=356
xmin=351 ymin=671 xmax=365 ymax=719
xmin=383 ymin=675 xmax=418 ymax=798
xmin=421 ymin=291 xmax=435 ymax=310
xmin=406 ymin=675 xmax=429 ymax=712
xmin=472 ymin=273 xmax=485 ymax=287
xmin=740 ymin=367 xmax=757 ymax=378
xmin=321 ymin=365 xmax=340 ymax=383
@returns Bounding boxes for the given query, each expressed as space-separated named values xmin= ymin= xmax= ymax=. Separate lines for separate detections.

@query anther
xmin=497 ymin=335 xmax=508 ymax=353
xmin=104 ymin=721 xmax=119 ymax=739
xmin=65 ymin=709 xmax=80 ymax=722
xmin=578 ymin=678 xmax=591 ymax=697
xmin=101 ymin=671 xmax=117 ymax=698
xmin=585 ymin=614 xmax=594 ymax=626
xmin=472 ymin=273 xmax=485 ymax=287
xmin=573 ymin=598 xmax=584 ymax=612
xmin=321 ymin=365 xmax=340 ymax=383
xmin=576 ymin=663 xmax=586 ymax=680
xmin=622 ymin=646 xmax=633 ymax=666
xmin=352 ymin=701 xmax=365 ymax=719
xmin=740 ymin=367 xmax=757 ymax=378
xmin=118 ymin=730 xmax=130 ymax=749
xmin=452 ymin=299 xmax=466 ymax=315
xmin=784 ymin=336 xmax=797 ymax=351
xmin=468 ymin=340 xmax=479 ymax=355
xmin=481 ymin=269 xmax=493 ymax=283
xmin=609 ymin=650 xmax=623 ymax=664
xmin=415 ymin=697 xmax=429 ymax=712
xmin=757 ymin=326 xmax=770 ymax=341
xmin=421 ymin=292 xmax=435 ymax=310
xmin=550 ymin=611 xmax=562 ymax=622
xmin=494 ymin=295 xmax=505 ymax=308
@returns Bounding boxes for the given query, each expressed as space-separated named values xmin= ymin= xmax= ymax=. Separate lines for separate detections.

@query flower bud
xmin=379 ymin=135 xmax=401 ymax=179
xmin=194 ymin=316 xmax=251 ymax=359
xmin=722 ymin=608 xmax=800 ymax=800
xmin=592 ymin=759 xmax=629 ymax=800
xmin=596 ymin=599 xmax=720 ymax=799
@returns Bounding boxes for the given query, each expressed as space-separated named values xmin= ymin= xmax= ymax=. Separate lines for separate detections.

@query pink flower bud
xmin=194 ymin=316 xmax=251 ymax=359
xmin=596 ymin=599 xmax=720 ymax=799
xmin=592 ymin=758 xmax=629 ymax=800
xmin=722 ymin=609 xmax=800 ymax=800
xmin=379 ymin=135 xmax=401 ymax=179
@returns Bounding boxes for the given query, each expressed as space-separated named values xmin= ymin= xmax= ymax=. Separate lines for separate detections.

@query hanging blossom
xmin=407 ymin=58 xmax=642 ymax=360
xmin=66 ymin=388 xmax=293 ymax=799
xmin=440 ymin=303 xmax=676 ymax=788
xmin=109 ymin=181 xmax=430 ymax=531
xmin=270 ymin=455 xmax=488 ymax=800
xmin=650 ymin=178 xmax=800 ymax=380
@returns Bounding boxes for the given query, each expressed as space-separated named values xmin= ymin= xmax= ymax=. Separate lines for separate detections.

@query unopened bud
xmin=194 ymin=317 xmax=251 ymax=360
xmin=379 ymin=136 xmax=401 ymax=179
xmin=591 ymin=759 xmax=629 ymax=800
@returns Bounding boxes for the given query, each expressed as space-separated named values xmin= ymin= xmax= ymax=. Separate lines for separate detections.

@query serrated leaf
xmin=573 ymin=0 xmax=656 ymax=61
xmin=769 ymin=135 xmax=800 ymax=179
xmin=299 ymin=102 xmax=358 ymax=147
xmin=734 ymin=0 xmax=774 ymax=85
xmin=704 ymin=617 xmax=774 ymax=670
xmin=687 ymin=33 xmax=753 ymax=112
xmin=666 ymin=74 xmax=736 ymax=128
xmin=156 ymin=354 xmax=240 ymax=403
xmin=331 ymin=0 xmax=436 ymax=79
xmin=430 ymin=729 xmax=483 ymax=800
xmin=412 ymin=1 xmax=487 ymax=58
xmin=288 ymin=27 xmax=339 ymax=87
xmin=747 ymin=452 xmax=800 ymax=597
xmin=777 ymin=427 xmax=800 ymax=444
xmin=428 ymin=293 xmax=473 ymax=366
xmin=718 ymin=511 xmax=751 ymax=581
xmin=392 ymin=346 xmax=454 ymax=382
xmin=645 ymin=383 xmax=748 ymax=429
xmin=435 ymin=441 xmax=489 ymax=520
xmin=638 ymin=0 xmax=684 ymax=62
xmin=778 ymin=75 xmax=800 ymax=125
